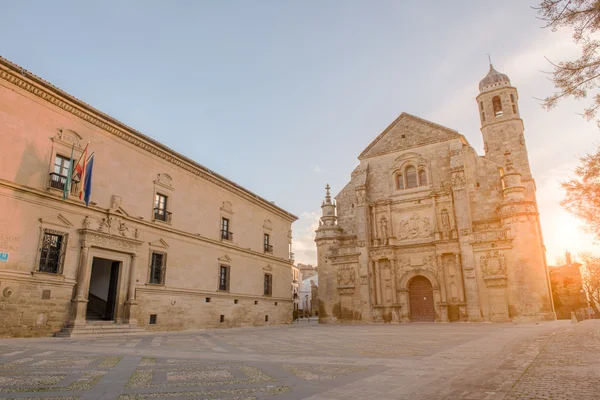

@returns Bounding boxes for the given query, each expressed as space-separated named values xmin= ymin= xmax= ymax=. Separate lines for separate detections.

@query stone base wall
xmin=0 ymin=276 xmax=73 ymax=338
xmin=136 ymin=290 xmax=292 ymax=331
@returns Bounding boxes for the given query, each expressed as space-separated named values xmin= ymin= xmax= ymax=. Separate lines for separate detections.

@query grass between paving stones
xmin=281 ymin=365 xmax=366 ymax=380
xmin=0 ymin=370 xmax=106 ymax=393
xmin=126 ymin=365 xmax=275 ymax=389
xmin=119 ymin=386 xmax=290 ymax=399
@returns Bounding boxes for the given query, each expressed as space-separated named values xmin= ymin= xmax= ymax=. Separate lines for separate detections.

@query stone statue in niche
xmin=117 ymin=220 xmax=128 ymax=236
xmin=450 ymin=282 xmax=459 ymax=301
xmin=441 ymin=209 xmax=451 ymax=232
xmin=380 ymin=217 xmax=388 ymax=242
xmin=447 ymin=257 xmax=457 ymax=278
xmin=385 ymin=285 xmax=393 ymax=304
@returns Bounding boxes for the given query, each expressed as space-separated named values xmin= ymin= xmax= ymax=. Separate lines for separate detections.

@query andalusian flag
xmin=62 ymin=144 xmax=75 ymax=201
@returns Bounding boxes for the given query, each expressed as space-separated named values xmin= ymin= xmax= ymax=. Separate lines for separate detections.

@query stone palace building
xmin=0 ymin=56 xmax=297 ymax=337
xmin=316 ymin=65 xmax=555 ymax=323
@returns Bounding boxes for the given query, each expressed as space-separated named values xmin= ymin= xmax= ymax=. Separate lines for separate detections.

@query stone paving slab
xmin=0 ymin=320 xmax=598 ymax=399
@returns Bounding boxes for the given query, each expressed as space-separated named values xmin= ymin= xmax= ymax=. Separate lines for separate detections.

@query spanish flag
xmin=73 ymin=144 xmax=88 ymax=200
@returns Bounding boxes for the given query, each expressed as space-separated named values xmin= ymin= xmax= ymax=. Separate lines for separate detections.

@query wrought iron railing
xmin=264 ymin=244 xmax=273 ymax=253
xmin=48 ymin=173 xmax=79 ymax=194
xmin=221 ymin=230 xmax=233 ymax=241
xmin=153 ymin=207 xmax=172 ymax=223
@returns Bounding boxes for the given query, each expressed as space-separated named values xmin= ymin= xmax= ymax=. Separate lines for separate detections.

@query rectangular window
xmin=54 ymin=155 xmax=71 ymax=176
xmin=49 ymin=155 xmax=72 ymax=190
xmin=264 ymin=234 xmax=272 ymax=253
xmin=149 ymin=252 xmax=165 ymax=284
xmin=39 ymin=231 xmax=65 ymax=274
xmin=221 ymin=218 xmax=232 ymax=240
xmin=149 ymin=314 xmax=157 ymax=324
xmin=219 ymin=265 xmax=229 ymax=291
xmin=154 ymin=193 xmax=169 ymax=222
xmin=264 ymin=273 xmax=272 ymax=296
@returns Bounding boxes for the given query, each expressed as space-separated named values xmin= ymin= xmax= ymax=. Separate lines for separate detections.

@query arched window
xmin=510 ymin=93 xmax=517 ymax=114
xmin=406 ymin=166 xmax=417 ymax=188
xmin=479 ymin=101 xmax=486 ymax=122
xmin=418 ymin=169 xmax=427 ymax=186
xmin=492 ymin=96 xmax=503 ymax=117
xmin=396 ymin=174 xmax=404 ymax=190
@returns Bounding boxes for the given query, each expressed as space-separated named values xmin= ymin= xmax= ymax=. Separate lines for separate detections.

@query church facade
xmin=315 ymin=66 xmax=555 ymax=323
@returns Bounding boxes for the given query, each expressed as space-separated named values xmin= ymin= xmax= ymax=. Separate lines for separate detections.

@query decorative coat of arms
xmin=337 ymin=265 xmax=356 ymax=288
xmin=480 ymin=251 xmax=507 ymax=277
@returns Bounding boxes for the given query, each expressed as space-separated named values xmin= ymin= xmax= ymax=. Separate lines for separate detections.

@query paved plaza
xmin=0 ymin=320 xmax=598 ymax=400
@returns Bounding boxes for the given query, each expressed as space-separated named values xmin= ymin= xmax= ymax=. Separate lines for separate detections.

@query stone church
xmin=315 ymin=65 xmax=555 ymax=323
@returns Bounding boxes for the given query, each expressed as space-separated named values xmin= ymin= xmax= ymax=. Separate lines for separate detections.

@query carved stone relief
xmin=451 ymin=171 xmax=466 ymax=189
xmin=398 ymin=212 xmax=433 ymax=240
xmin=480 ymin=251 xmax=507 ymax=277
xmin=82 ymin=215 xmax=139 ymax=240
xmin=337 ymin=265 xmax=356 ymax=289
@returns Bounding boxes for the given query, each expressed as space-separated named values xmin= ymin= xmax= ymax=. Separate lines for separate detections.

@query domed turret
xmin=479 ymin=65 xmax=511 ymax=92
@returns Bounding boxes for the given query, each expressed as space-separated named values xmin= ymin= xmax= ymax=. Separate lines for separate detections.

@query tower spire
xmin=324 ymin=184 xmax=331 ymax=205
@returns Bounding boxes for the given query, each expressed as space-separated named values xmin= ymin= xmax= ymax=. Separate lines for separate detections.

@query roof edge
xmin=0 ymin=56 xmax=298 ymax=222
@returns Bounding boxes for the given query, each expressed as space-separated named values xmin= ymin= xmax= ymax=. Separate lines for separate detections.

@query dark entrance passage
xmin=87 ymin=257 xmax=120 ymax=321
xmin=408 ymin=276 xmax=435 ymax=322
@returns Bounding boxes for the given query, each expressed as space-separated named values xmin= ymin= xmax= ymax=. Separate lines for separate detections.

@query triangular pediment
xmin=149 ymin=238 xmax=169 ymax=248
xmin=218 ymin=254 xmax=232 ymax=263
xmin=263 ymin=264 xmax=273 ymax=272
xmin=110 ymin=206 xmax=130 ymax=217
xmin=358 ymin=113 xmax=464 ymax=160
xmin=39 ymin=214 xmax=73 ymax=228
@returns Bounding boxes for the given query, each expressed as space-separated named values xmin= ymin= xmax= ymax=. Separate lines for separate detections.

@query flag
xmin=62 ymin=144 xmax=75 ymax=201
xmin=73 ymin=143 xmax=89 ymax=200
xmin=83 ymin=154 xmax=94 ymax=207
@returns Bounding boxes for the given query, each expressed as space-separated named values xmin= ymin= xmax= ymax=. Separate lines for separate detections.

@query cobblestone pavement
xmin=0 ymin=320 xmax=598 ymax=399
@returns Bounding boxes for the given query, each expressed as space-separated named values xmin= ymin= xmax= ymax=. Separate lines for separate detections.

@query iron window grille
xmin=149 ymin=252 xmax=166 ymax=284
xmin=219 ymin=265 xmax=229 ymax=291
xmin=39 ymin=230 xmax=66 ymax=274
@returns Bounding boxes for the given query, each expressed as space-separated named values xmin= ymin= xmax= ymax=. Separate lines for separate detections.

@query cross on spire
xmin=487 ymin=53 xmax=493 ymax=68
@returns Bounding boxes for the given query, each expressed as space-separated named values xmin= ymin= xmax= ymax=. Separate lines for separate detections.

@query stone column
xmin=390 ymin=259 xmax=398 ymax=304
xmin=71 ymin=243 xmax=91 ymax=324
xmin=124 ymin=254 xmax=139 ymax=324
xmin=374 ymin=260 xmax=382 ymax=305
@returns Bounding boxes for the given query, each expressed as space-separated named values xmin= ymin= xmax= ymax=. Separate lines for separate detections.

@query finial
xmin=487 ymin=53 xmax=493 ymax=69
xmin=324 ymin=184 xmax=332 ymax=205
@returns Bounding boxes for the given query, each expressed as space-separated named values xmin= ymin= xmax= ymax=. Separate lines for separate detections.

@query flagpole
xmin=62 ymin=144 xmax=75 ymax=201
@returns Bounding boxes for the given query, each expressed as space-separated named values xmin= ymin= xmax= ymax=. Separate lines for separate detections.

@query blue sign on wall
xmin=0 ymin=252 xmax=9 ymax=262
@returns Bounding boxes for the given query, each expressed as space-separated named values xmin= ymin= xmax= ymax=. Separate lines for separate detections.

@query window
xmin=479 ymin=101 xmax=486 ymax=122
xmin=418 ymin=169 xmax=427 ymax=186
xmin=149 ymin=314 xmax=157 ymax=324
xmin=39 ymin=230 xmax=66 ymax=274
xmin=406 ymin=166 xmax=418 ymax=189
xmin=221 ymin=217 xmax=232 ymax=240
xmin=149 ymin=252 xmax=166 ymax=284
xmin=264 ymin=234 xmax=272 ymax=253
xmin=492 ymin=96 xmax=503 ymax=116
xmin=219 ymin=265 xmax=229 ymax=291
xmin=396 ymin=174 xmax=404 ymax=190
xmin=510 ymin=93 xmax=517 ymax=114
xmin=49 ymin=155 xmax=72 ymax=190
xmin=54 ymin=155 xmax=71 ymax=176
xmin=264 ymin=273 xmax=272 ymax=296
xmin=154 ymin=193 xmax=170 ymax=222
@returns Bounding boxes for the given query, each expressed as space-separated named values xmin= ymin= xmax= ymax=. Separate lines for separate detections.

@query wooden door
xmin=408 ymin=276 xmax=435 ymax=322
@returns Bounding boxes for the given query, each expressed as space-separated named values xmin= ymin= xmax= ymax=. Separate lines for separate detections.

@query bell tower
xmin=476 ymin=63 xmax=533 ymax=192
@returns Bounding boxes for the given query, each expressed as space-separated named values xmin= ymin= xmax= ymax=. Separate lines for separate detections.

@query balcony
xmin=289 ymin=252 xmax=295 ymax=262
xmin=153 ymin=207 xmax=172 ymax=223
xmin=48 ymin=173 xmax=78 ymax=195
xmin=221 ymin=230 xmax=233 ymax=241
xmin=264 ymin=244 xmax=273 ymax=253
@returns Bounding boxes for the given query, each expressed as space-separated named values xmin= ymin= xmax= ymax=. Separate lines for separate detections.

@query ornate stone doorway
xmin=87 ymin=257 xmax=120 ymax=321
xmin=408 ymin=276 xmax=435 ymax=322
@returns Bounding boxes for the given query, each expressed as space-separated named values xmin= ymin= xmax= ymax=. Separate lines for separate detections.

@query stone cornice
xmin=0 ymin=57 xmax=297 ymax=223
xmin=0 ymin=179 xmax=293 ymax=266
xmin=136 ymin=285 xmax=292 ymax=302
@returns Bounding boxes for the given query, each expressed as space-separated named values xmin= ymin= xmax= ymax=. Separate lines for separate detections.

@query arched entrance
xmin=408 ymin=276 xmax=435 ymax=322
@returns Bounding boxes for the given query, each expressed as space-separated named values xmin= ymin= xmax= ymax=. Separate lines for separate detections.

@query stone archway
xmin=408 ymin=276 xmax=435 ymax=322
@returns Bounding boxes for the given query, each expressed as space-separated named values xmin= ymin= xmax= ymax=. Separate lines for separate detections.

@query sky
xmin=2 ymin=0 xmax=598 ymax=266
